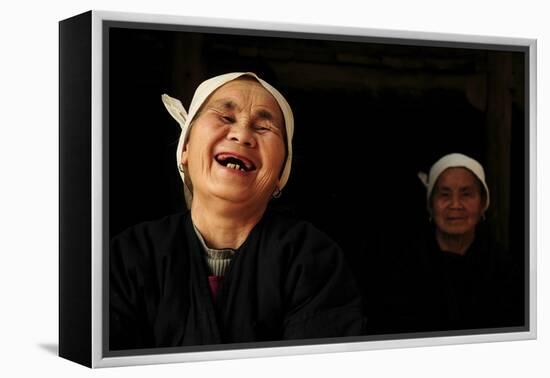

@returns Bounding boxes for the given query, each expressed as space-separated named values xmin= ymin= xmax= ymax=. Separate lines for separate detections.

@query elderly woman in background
xmin=419 ymin=153 xmax=491 ymax=256
xmin=367 ymin=153 xmax=523 ymax=334
xmin=109 ymin=72 xmax=364 ymax=350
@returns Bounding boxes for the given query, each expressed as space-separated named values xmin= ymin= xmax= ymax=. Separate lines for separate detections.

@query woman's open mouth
xmin=214 ymin=153 xmax=257 ymax=173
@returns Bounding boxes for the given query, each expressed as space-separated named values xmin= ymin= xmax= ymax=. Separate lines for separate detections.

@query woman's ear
xmin=272 ymin=180 xmax=282 ymax=199
xmin=181 ymin=148 xmax=189 ymax=165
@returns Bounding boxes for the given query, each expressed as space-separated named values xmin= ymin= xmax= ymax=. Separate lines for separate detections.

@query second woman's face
xmin=181 ymin=78 xmax=286 ymax=211
xmin=431 ymin=167 xmax=485 ymax=238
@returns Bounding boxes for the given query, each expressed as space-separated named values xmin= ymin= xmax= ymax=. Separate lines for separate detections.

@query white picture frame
xmin=59 ymin=9 xmax=537 ymax=368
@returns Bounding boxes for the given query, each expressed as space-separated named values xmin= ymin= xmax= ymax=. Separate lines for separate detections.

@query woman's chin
xmin=438 ymin=225 xmax=475 ymax=238
xmin=202 ymin=187 xmax=263 ymax=208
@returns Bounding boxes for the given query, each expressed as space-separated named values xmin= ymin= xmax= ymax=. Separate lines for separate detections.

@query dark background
xmin=107 ymin=25 xmax=527 ymax=296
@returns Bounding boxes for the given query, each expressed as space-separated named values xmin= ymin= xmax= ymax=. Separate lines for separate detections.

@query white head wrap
xmin=161 ymin=72 xmax=294 ymax=208
xmin=418 ymin=153 xmax=490 ymax=213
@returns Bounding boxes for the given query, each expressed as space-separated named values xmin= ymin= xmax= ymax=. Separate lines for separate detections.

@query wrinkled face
xmin=431 ymin=167 xmax=485 ymax=238
xmin=181 ymin=78 xmax=286 ymax=210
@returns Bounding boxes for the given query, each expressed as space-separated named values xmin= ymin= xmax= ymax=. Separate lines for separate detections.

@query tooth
xmin=240 ymin=167 xmax=245 ymax=172
xmin=235 ymin=164 xmax=240 ymax=170
xmin=227 ymin=163 xmax=234 ymax=169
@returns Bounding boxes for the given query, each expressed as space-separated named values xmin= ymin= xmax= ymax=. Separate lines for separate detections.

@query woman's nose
xmin=227 ymin=120 xmax=256 ymax=147
xmin=449 ymin=194 xmax=463 ymax=208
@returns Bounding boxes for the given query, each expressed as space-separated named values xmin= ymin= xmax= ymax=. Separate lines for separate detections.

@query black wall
xmin=107 ymin=26 xmax=527 ymax=304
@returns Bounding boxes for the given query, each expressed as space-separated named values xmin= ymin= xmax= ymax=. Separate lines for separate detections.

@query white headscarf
xmin=418 ymin=153 xmax=490 ymax=213
xmin=162 ymin=72 xmax=294 ymax=208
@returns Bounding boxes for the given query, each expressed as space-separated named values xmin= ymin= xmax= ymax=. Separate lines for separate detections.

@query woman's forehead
xmin=436 ymin=167 xmax=480 ymax=188
xmin=202 ymin=79 xmax=285 ymax=129
xmin=208 ymin=79 xmax=280 ymax=109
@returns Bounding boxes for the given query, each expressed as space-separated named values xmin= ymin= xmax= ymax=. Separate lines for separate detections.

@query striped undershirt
xmin=192 ymin=224 xmax=236 ymax=277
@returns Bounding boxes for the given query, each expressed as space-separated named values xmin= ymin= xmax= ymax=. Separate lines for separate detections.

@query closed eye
xmin=220 ymin=115 xmax=235 ymax=124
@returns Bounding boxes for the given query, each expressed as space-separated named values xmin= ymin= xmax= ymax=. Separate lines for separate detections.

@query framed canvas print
xmin=59 ymin=10 xmax=537 ymax=368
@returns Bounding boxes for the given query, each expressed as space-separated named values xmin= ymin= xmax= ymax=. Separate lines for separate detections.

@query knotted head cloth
xmin=162 ymin=72 xmax=294 ymax=208
xmin=417 ymin=153 xmax=490 ymax=214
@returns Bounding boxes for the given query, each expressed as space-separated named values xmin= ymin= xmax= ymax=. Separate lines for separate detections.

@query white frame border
xmin=90 ymin=10 xmax=537 ymax=368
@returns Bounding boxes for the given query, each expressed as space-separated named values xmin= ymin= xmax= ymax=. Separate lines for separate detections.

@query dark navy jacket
xmin=110 ymin=210 xmax=364 ymax=350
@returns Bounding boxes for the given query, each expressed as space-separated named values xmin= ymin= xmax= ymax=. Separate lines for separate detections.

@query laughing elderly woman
xmin=370 ymin=153 xmax=523 ymax=334
xmin=109 ymin=72 xmax=364 ymax=350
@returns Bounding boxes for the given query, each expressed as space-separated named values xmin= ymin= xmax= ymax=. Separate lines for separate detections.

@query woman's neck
xmin=435 ymin=229 xmax=476 ymax=256
xmin=190 ymin=197 xmax=266 ymax=250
